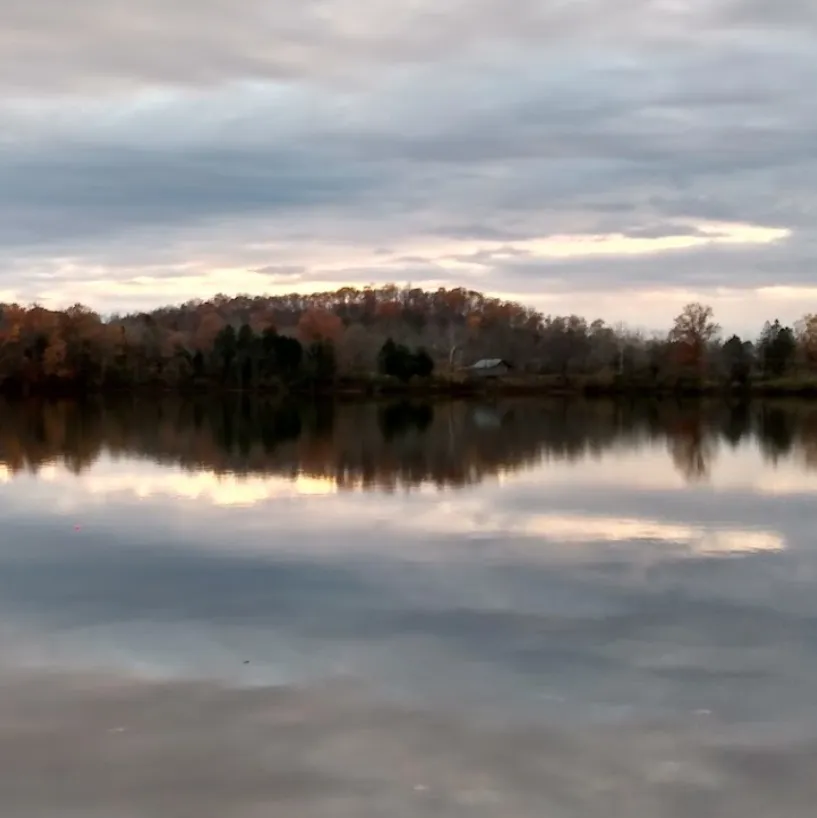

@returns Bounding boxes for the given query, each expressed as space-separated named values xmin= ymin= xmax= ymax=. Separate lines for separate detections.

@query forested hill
xmin=115 ymin=285 xmax=547 ymax=367
xmin=0 ymin=285 xmax=815 ymax=393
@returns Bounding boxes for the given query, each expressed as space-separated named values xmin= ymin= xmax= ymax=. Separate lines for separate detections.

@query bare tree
xmin=796 ymin=314 xmax=817 ymax=370
xmin=668 ymin=303 xmax=720 ymax=374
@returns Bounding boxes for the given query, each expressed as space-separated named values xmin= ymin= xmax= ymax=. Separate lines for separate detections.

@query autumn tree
xmin=796 ymin=314 xmax=817 ymax=370
xmin=194 ymin=310 xmax=226 ymax=351
xmin=337 ymin=323 xmax=376 ymax=375
xmin=297 ymin=308 xmax=343 ymax=344
xmin=0 ymin=286 xmax=812 ymax=396
xmin=668 ymin=303 xmax=720 ymax=374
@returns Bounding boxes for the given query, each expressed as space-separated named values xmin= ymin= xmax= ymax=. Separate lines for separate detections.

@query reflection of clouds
xmin=497 ymin=443 xmax=817 ymax=497
xmin=0 ymin=444 xmax=814 ymax=729
xmin=7 ymin=440 xmax=817 ymax=516
xmin=397 ymin=504 xmax=784 ymax=558
xmin=751 ymin=472 xmax=817 ymax=496
xmin=1 ymin=456 xmax=337 ymax=508
xmin=0 ymin=454 xmax=788 ymax=564
xmin=34 ymin=464 xmax=60 ymax=482
xmin=521 ymin=516 xmax=783 ymax=556
xmin=80 ymin=469 xmax=337 ymax=505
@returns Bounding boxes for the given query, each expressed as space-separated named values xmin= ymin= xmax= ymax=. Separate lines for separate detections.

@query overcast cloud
xmin=0 ymin=0 xmax=814 ymax=332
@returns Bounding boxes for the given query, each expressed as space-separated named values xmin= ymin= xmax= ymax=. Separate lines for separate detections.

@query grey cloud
xmin=621 ymin=224 xmax=716 ymax=240
xmin=723 ymin=0 xmax=817 ymax=28
xmin=310 ymin=261 xmax=460 ymax=289
xmin=487 ymin=232 xmax=816 ymax=295
xmin=1 ymin=0 xmax=816 ymax=93
xmin=2 ymin=24 xmax=813 ymax=216
xmin=253 ymin=265 xmax=307 ymax=279
xmin=429 ymin=224 xmax=535 ymax=242
xmin=0 ymin=0 xmax=814 ymax=310
xmin=0 ymin=142 xmax=386 ymax=253
xmin=450 ymin=247 xmax=535 ymax=266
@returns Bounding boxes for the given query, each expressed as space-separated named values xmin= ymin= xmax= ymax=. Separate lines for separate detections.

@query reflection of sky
xmin=1 ymin=436 xmax=817 ymax=729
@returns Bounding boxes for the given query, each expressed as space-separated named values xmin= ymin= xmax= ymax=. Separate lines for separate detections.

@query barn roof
xmin=468 ymin=358 xmax=509 ymax=369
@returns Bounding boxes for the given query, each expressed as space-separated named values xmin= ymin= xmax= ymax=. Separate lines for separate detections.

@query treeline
xmin=0 ymin=288 xmax=815 ymax=394
xmin=1 ymin=398 xmax=815 ymax=489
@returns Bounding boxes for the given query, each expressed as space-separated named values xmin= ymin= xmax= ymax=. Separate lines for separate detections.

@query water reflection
xmin=1 ymin=397 xmax=817 ymax=488
xmin=2 ymin=398 xmax=817 ymax=816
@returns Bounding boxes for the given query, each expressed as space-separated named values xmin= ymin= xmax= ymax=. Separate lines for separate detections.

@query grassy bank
xmin=320 ymin=373 xmax=817 ymax=400
xmin=4 ymin=372 xmax=817 ymax=400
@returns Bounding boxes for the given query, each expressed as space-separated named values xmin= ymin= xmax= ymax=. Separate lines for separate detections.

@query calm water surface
xmin=1 ymin=398 xmax=816 ymax=816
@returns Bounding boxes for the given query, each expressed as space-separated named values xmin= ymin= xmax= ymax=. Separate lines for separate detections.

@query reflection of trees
xmin=802 ymin=412 xmax=817 ymax=470
xmin=664 ymin=401 xmax=817 ymax=481
xmin=0 ymin=398 xmax=816 ymax=488
xmin=720 ymin=401 xmax=752 ymax=448
xmin=378 ymin=402 xmax=434 ymax=441
xmin=666 ymin=413 xmax=717 ymax=483
xmin=756 ymin=405 xmax=797 ymax=463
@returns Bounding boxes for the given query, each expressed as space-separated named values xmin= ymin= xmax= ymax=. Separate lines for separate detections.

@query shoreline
xmin=3 ymin=374 xmax=817 ymax=401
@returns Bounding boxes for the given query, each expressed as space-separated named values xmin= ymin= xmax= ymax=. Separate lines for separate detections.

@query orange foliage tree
xmin=297 ymin=308 xmax=343 ymax=344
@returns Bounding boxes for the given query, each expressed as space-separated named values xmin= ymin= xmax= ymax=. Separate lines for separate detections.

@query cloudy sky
xmin=1 ymin=0 xmax=814 ymax=333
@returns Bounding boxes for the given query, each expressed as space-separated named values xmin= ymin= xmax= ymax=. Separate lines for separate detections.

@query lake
xmin=1 ymin=397 xmax=816 ymax=816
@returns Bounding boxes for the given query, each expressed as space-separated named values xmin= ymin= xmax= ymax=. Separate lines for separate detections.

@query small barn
xmin=465 ymin=358 xmax=513 ymax=378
